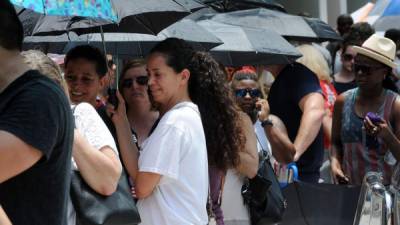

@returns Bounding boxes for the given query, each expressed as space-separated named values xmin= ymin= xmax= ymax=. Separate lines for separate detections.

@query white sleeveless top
xmin=220 ymin=169 xmax=250 ymax=225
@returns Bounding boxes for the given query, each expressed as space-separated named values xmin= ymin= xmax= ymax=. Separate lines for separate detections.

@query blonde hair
xmin=296 ymin=44 xmax=331 ymax=82
xmin=21 ymin=50 xmax=70 ymax=100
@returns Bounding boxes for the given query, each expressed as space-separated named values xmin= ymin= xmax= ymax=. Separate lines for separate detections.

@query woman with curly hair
xmin=189 ymin=52 xmax=259 ymax=225
xmin=108 ymin=38 xmax=258 ymax=225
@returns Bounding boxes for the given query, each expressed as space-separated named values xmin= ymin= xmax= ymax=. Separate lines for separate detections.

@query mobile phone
xmin=107 ymin=88 xmax=119 ymax=108
xmin=337 ymin=176 xmax=349 ymax=185
xmin=366 ymin=112 xmax=383 ymax=125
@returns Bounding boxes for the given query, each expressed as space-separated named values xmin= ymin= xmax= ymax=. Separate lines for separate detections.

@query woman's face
xmin=354 ymin=54 xmax=388 ymax=90
xmin=233 ymin=79 xmax=261 ymax=115
xmin=120 ymin=65 xmax=150 ymax=107
xmin=146 ymin=53 xmax=184 ymax=107
xmin=341 ymin=46 xmax=357 ymax=72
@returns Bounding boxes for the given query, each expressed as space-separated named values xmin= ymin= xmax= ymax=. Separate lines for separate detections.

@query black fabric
xmin=0 ymin=70 xmax=74 ymax=225
xmin=333 ymin=80 xmax=357 ymax=95
xmin=242 ymin=151 xmax=286 ymax=224
xmin=71 ymin=170 xmax=141 ymax=225
xmin=274 ymin=182 xmax=360 ymax=225
xmin=268 ymin=63 xmax=324 ymax=183
xmin=96 ymin=105 xmax=130 ymax=173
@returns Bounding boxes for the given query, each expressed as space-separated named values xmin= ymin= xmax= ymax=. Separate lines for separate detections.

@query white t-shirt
xmin=137 ymin=102 xmax=208 ymax=225
xmin=67 ymin=103 xmax=118 ymax=225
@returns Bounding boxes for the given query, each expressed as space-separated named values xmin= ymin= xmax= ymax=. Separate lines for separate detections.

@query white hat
xmin=352 ymin=34 xmax=398 ymax=68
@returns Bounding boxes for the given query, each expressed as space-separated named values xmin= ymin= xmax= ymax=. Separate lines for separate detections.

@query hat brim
xmin=352 ymin=46 xmax=398 ymax=68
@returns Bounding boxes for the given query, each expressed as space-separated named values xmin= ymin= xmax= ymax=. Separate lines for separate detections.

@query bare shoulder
xmin=238 ymin=111 xmax=252 ymax=126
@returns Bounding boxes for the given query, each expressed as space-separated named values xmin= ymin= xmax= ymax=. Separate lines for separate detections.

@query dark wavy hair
xmin=150 ymin=38 xmax=244 ymax=170
xmin=0 ymin=0 xmax=23 ymax=50
xmin=188 ymin=51 xmax=244 ymax=170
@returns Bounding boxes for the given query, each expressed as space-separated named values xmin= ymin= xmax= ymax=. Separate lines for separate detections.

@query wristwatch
xmin=261 ymin=118 xmax=273 ymax=127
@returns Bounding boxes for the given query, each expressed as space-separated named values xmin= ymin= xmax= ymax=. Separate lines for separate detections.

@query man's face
xmin=233 ymin=79 xmax=261 ymax=115
xmin=64 ymin=58 xmax=104 ymax=107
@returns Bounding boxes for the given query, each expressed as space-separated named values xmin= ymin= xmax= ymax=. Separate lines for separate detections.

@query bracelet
xmin=261 ymin=119 xmax=273 ymax=127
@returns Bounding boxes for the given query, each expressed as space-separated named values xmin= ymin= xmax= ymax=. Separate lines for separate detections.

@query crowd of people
xmin=1 ymin=0 xmax=400 ymax=225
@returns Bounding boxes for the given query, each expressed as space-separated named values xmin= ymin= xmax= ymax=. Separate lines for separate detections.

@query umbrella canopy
xmin=199 ymin=0 xmax=285 ymax=12
xmin=20 ymin=0 xmax=205 ymax=36
xmin=206 ymin=8 xmax=341 ymax=42
xmin=196 ymin=20 xmax=302 ymax=66
xmin=373 ymin=0 xmax=400 ymax=31
xmin=11 ymin=0 xmax=117 ymax=21
xmin=23 ymin=19 xmax=223 ymax=57
xmin=277 ymin=182 xmax=360 ymax=225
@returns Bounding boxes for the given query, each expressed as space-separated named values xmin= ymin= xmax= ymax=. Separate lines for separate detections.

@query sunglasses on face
xmin=234 ymin=88 xmax=261 ymax=98
xmin=342 ymin=54 xmax=355 ymax=62
xmin=121 ymin=76 xmax=149 ymax=88
xmin=353 ymin=63 xmax=386 ymax=75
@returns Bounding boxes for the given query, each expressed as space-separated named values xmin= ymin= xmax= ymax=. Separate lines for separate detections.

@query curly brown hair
xmin=188 ymin=51 xmax=245 ymax=171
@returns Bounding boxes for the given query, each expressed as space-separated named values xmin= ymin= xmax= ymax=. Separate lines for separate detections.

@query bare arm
xmin=0 ymin=131 xmax=43 ymax=183
xmin=330 ymin=95 xmax=347 ymax=183
xmin=365 ymin=98 xmax=400 ymax=161
xmin=73 ymin=130 xmax=122 ymax=196
xmin=108 ymin=92 xmax=161 ymax=199
xmin=265 ymin=115 xmax=296 ymax=164
xmin=256 ymin=99 xmax=295 ymax=164
xmin=293 ymin=92 xmax=325 ymax=161
xmin=386 ymin=98 xmax=400 ymax=160
xmin=0 ymin=206 xmax=12 ymax=225
xmin=236 ymin=112 xmax=259 ymax=178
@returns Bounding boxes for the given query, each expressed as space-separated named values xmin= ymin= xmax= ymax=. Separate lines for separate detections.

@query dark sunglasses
xmin=342 ymin=54 xmax=355 ymax=62
xmin=121 ymin=76 xmax=149 ymax=88
xmin=235 ymin=88 xmax=261 ymax=98
xmin=353 ymin=63 xmax=386 ymax=75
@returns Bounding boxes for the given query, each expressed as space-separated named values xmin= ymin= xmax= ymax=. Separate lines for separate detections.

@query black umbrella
xmin=23 ymin=19 xmax=223 ymax=57
xmin=20 ymin=0 xmax=205 ymax=36
xmin=265 ymin=182 xmax=361 ymax=225
xmin=199 ymin=0 xmax=286 ymax=12
xmin=207 ymin=8 xmax=341 ymax=42
xmin=197 ymin=20 xmax=302 ymax=66
xmin=302 ymin=17 xmax=343 ymax=42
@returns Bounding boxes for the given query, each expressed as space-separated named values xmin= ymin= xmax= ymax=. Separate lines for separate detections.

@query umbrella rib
xmin=133 ymin=16 xmax=157 ymax=35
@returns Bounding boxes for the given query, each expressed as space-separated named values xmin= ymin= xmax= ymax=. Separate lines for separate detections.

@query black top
xmin=333 ymin=80 xmax=357 ymax=95
xmin=268 ymin=63 xmax=324 ymax=182
xmin=0 ymin=70 xmax=73 ymax=225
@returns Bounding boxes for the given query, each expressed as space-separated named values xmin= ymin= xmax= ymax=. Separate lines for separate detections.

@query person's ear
xmin=180 ymin=69 xmax=190 ymax=84
xmin=99 ymin=74 xmax=108 ymax=89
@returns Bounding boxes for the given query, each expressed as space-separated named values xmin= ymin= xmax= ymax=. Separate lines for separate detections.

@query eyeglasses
xmin=353 ymin=63 xmax=386 ymax=75
xmin=121 ymin=76 xmax=149 ymax=88
xmin=342 ymin=54 xmax=355 ymax=62
xmin=234 ymin=88 xmax=261 ymax=98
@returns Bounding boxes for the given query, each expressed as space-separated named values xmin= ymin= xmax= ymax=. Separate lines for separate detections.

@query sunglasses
xmin=121 ymin=76 xmax=149 ymax=88
xmin=342 ymin=54 xmax=355 ymax=62
xmin=353 ymin=63 xmax=386 ymax=75
xmin=234 ymin=88 xmax=261 ymax=98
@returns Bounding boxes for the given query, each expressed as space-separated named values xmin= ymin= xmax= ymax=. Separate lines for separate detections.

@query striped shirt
xmin=341 ymin=88 xmax=397 ymax=185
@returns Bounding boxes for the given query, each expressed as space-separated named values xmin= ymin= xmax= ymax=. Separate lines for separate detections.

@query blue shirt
xmin=268 ymin=62 xmax=324 ymax=183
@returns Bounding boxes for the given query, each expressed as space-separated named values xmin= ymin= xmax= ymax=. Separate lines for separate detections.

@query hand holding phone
xmin=366 ymin=112 xmax=383 ymax=125
xmin=107 ymin=88 xmax=119 ymax=109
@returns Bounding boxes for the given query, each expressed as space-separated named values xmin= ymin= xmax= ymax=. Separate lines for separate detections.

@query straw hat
xmin=353 ymin=34 xmax=398 ymax=68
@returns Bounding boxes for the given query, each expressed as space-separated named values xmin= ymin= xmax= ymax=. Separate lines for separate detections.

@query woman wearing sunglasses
xmin=331 ymin=34 xmax=400 ymax=186
xmin=332 ymin=40 xmax=358 ymax=95
xmin=118 ymin=59 xmax=159 ymax=148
